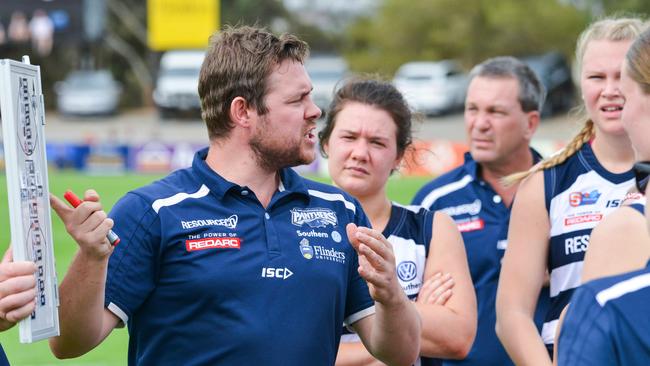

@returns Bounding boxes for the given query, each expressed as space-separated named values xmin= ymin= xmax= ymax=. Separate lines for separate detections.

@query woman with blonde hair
xmin=496 ymin=16 xmax=647 ymax=364
xmin=578 ymin=17 xmax=650 ymax=285
xmin=556 ymin=27 xmax=650 ymax=364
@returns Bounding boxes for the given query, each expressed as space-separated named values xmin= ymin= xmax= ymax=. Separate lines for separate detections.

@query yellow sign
xmin=148 ymin=0 xmax=219 ymax=51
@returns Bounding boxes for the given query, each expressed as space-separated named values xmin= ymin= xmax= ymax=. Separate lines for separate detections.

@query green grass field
xmin=0 ymin=171 xmax=431 ymax=365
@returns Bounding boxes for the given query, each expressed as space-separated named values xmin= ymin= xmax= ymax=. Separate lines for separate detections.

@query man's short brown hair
xmin=198 ymin=26 xmax=309 ymax=140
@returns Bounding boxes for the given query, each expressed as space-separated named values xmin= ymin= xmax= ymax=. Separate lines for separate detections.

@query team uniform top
xmin=412 ymin=151 xmax=549 ymax=366
xmin=385 ymin=203 xmax=433 ymax=301
xmin=105 ymin=148 xmax=375 ymax=366
xmin=386 ymin=203 xmax=439 ymax=366
xmin=0 ymin=345 xmax=8 ymax=366
xmin=341 ymin=202 xmax=438 ymax=366
xmin=630 ymin=202 xmax=645 ymax=214
xmin=543 ymin=143 xmax=634 ymax=348
xmin=622 ymin=192 xmax=645 ymax=215
xmin=557 ymin=259 xmax=650 ymax=365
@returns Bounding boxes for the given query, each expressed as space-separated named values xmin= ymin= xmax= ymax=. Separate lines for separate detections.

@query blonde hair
xmin=504 ymin=16 xmax=647 ymax=186
xmin=626 ymin=28 xmax=650 ymax=94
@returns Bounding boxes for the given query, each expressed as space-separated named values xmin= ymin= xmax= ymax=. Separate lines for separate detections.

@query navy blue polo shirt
xmin=412 ymin=151 xmax=550 ymax=366
xmin=558 ymin=260 xmax=650 ymax=365
xmin=0 ymin=345 xmax=8 ymax=366
xmin=105 ymin=148 xmax=375 ymax=365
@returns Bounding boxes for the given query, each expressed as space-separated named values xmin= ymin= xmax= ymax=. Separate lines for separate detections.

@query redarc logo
xmin=564 ymin=214 xmax=602 ymax=226
xmin=186 ymin=237 xmax=241 ymax=251
xmin=262 ymin=267 xmax=293 ymax=280
xmin=456 ymin=218 xmax=484 ymax=232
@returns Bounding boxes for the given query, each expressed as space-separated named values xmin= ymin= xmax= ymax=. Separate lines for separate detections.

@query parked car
xmin=153 ymin=50 xmax=205 ymax=119
xmin=305 ymin=55 xmax=349 ymax=113
xmin=55 ymin=70 xmax=122 ymax=116
xmin=521 ymin=51 xmax=575 ymax=117
xmin=393 ymin=60 xmax=467 ymax=116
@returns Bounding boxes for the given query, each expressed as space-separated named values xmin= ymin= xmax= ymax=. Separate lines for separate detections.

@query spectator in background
xmin=321 ymin=78 xmax=476 ymax=366
xmin=556 ymin=27 xmax=650 ymax=365
xmin=412 ymin=56 xmax=549 ymax=366
xmin=496 ymin=16 xmax=647 ymax=365
xmin=8 ymin=11 xmax=29 ymax=44
xmin=0 ymin=22 xmax=6 ymax=45
xmin=29 ymin=9 xmax=54 ymax=56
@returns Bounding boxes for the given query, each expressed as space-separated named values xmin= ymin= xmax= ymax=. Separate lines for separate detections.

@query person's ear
xmin=394 ymin=151 xmax=404 ymax=171
xmin=524 ymin=110 xmax=541 ymax=140
xmin=229 ymin=97 xmax=253 ymax=128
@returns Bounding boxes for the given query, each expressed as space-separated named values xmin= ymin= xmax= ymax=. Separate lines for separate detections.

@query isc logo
xmin=261 ymin=267 xmax=293 ymax=280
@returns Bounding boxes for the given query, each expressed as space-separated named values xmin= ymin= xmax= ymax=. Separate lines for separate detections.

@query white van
xmin=153 ymin=50 xmax=205 ymax=119
xmin=305 ymin=55 xmax=349 ymax=112
xmin=393 ymin=60 xmax=468 ymax=116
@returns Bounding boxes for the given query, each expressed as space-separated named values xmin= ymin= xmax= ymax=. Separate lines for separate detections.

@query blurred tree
xmin=343 ymin=0 xmax=591 ymax=76
xmin=104 ymin=0 xmax=150 ymax=107
xmin=221 ymin=0 xmax=339 ymax=52
xmin=600 ymin=0 xmax=650 ymax=16
xmin=104 ymin=0 xmax=338 ymax=108
xmin=221 ymin=0 xmax=288 ymax=26
xmin=566 ymin=0 xmax=650 ymax=17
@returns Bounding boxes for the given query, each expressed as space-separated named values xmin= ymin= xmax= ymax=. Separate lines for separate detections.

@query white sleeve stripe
xmin=541 ymin=319 xmax=558 ymax=345
xmin=596 ymin=273 xmax=650 ymax=306
xmin=107 ymin=302 xmax=129 ymax=326
xmin=344 ymin=305 xmax=375 ymax=326
xmin=308 ymin=189 xmax=356 ymax=213
xmin=340 ymin=333 xmax=362 ymax=343
xmin=151 ymin=184 xmax=210 ymax=213
xmin=420 ymin=175 xmax=473 ymax=208
xmin=392 ymin=201 xmax=422 ymax=213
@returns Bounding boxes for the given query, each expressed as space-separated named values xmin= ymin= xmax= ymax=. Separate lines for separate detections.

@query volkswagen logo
xmin=397 ymin=261 xmax=417 ymax=282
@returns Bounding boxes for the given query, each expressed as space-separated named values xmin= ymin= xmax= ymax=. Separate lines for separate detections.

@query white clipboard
xmin=0 ymin=56 xmax=59 ymax=343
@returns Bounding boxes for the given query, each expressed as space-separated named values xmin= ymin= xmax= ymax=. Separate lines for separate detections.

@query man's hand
xmin=50 ymin=190 xmax=114 ymax=261
xmin=0 ymin=245 xmax=37 ymax=331
xmin=346 ymin=223 xmax=406 ymax=306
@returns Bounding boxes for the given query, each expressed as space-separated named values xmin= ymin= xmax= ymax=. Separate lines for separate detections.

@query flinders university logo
xmin=291 ymin=208 xmax=338 ymax=228
xmin=299 ymin=238 xmax=314 ymax=259
xmin=299 ymin=238 xmax=346 ymax=264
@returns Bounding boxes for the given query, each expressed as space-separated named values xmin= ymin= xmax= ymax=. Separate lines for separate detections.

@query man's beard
xmin=249 ymin=117 xmax=314 ymax=172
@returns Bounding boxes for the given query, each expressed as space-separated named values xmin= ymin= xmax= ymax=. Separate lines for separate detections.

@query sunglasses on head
xmin=633 ymin=161 xmax=650 ymax=195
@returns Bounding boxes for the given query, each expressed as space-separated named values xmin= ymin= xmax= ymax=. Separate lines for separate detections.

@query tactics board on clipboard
xmin=0 ymin=57 xmax=59 ymax=343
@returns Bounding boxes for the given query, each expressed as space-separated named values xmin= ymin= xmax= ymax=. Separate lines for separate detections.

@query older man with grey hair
xmin=412 ymin=56 xmax=550 ymax=366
